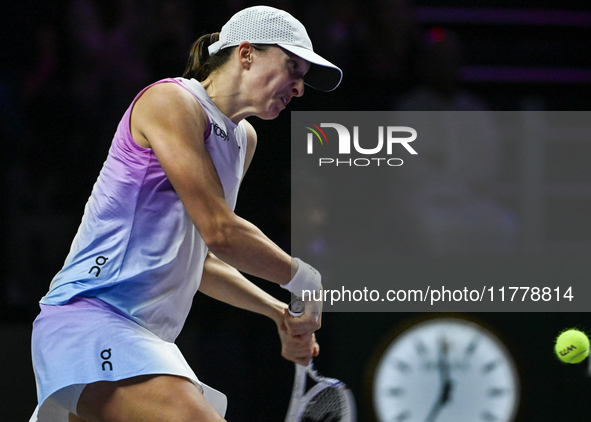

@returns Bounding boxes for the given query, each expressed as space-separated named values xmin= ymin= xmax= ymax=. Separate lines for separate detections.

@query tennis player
xmin=29 ymin=6 xmax=342 ymax=422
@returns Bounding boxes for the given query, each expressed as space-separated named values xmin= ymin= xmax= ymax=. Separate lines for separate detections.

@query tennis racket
xmin=285 ymin=299 xmax=356 ymax=422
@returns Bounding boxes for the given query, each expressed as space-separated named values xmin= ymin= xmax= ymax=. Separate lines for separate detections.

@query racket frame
xmin=285 ymin=361 xmax=356 ymax=422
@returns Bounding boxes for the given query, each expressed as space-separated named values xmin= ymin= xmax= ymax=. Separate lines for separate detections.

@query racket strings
xmin=301 ymin=386 xmax=349 ymax=422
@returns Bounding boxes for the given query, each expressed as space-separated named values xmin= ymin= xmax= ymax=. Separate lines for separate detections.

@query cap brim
xmin=279 ymin=44 xmax=343 ymax=92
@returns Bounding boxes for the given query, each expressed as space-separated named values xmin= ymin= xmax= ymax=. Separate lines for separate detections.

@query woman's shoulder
xmin=141 ymin=81 xmax=200 ymax=107
xmin=130 ymin=80 xmax=210 ymax=149
xmin=136 ymin=81 xmax=208 ymax=124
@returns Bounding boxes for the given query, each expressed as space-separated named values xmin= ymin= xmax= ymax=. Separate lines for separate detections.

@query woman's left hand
xmin=277 ymin=307 xmax=321 ymax=366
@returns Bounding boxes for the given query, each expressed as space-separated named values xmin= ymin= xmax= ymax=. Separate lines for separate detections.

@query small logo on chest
xmin=212 ymin=122 xmax=229 ymax=141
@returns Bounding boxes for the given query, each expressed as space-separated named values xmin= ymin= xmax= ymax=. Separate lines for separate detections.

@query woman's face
xmin=246 ymin=45 xmax=310 ymax=120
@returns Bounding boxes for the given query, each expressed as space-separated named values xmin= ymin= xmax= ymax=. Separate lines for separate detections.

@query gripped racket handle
xmin=288 ymin=297 xmax=305 ymax=317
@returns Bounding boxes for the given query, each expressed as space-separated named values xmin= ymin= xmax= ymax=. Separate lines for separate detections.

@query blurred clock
xmin=370 ymin=317 xmax=520 ymax=422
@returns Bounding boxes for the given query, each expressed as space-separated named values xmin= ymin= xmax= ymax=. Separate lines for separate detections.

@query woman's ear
xmin=237 ymin=41 xmax=254 ymax=69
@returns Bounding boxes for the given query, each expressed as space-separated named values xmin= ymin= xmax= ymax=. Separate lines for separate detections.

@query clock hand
xmin=424 ymin=394 xmax=444 ymax=422
xmin=425 ymin=337 xmax=454 ymax=422
xmin=439 ymin=338 xmax=452 ymax=406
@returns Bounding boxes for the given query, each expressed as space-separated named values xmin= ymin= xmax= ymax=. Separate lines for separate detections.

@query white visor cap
xmin=208 ymin=6 xmax=343 ymax=92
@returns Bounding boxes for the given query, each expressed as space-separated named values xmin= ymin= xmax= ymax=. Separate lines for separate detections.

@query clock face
xmin=372 ymin=318 xmax=520 ymax=422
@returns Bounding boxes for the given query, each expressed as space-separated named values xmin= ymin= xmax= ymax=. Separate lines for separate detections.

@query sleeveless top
xmin=41 ymin=78 xmax=247 ymax=342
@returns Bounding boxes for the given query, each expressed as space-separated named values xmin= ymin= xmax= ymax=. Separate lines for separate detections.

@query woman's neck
xmin=201 ymin=73 xmax=256 ymax=124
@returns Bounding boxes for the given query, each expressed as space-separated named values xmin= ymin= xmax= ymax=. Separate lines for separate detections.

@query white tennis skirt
xmin=29 ymin=297 xmax=226 ymax=421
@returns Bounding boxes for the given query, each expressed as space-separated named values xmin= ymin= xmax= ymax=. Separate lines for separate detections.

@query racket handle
xmin=288 ymin=297 xmax=305 ymax=317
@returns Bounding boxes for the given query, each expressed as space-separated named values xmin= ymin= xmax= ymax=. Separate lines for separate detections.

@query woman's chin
xmin=260 ymin=108 xmax=283 ymax=120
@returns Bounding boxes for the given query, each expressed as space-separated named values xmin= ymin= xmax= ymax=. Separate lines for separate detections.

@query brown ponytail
xmin=183 ymin=32 xmax=235 ymax=81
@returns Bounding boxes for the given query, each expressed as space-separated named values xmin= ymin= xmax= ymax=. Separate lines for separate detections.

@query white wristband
xmin=281 ymin=258 xmax=322 ymax=298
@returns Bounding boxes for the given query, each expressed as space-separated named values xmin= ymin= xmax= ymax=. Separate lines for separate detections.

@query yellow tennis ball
xmin=555 ymin=329 xmax=590 ymax=364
